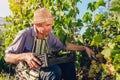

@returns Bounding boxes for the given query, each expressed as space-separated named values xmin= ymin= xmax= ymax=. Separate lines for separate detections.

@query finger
xmin=92 ymin=52 xmax=95 ymax=55
xmin=33 ymin=57 xmax=42 ymax=65
xmin=29 ymin=61 xmax=34 ymax=68
xmin=87 ymin=52 xmax=92 ymax=58
xmin=31 ymin=60 xmax=40 ymax=69
xmin=88 ymin=54 xmax=91 ymax=58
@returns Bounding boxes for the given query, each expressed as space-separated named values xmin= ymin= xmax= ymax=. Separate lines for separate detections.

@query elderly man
xmin=4 ymin=8 xmax=94 ymax=80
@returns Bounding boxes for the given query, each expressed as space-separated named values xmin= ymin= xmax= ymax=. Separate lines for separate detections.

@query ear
xmin=40 ymin=28 xmax=43 ymax=33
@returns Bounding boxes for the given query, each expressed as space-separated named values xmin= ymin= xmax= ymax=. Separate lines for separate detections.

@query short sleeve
xmin=5 ymin=30 xmax=26 ymax=54
xmin=48 ymin=33 xmax=66 ymax=51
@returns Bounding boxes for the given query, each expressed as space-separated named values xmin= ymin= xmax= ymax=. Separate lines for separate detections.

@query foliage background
xmin=0 ymin=0 xmax=120 ymax=80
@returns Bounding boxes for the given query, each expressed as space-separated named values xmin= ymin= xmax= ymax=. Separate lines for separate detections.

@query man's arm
xmin=4 ymin=53 xmax=41 ymax=69
xmin=4 ymin=53 xmax=25 ymax=64
xmin=66 ymin=43 xmax=95 ymax=58
xmin=49 ymin=33 xmax=94 ymax=57
xmin=66 ymin=43 xmax=86 ymax=51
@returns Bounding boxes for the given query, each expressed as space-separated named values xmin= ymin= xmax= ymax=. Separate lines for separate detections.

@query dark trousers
xmin=59 ymin=62 xmax=77 ymax=80
xmin=39 ymin=62 xmax=77 ymax=80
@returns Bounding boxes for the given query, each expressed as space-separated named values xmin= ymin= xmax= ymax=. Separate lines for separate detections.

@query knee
xmin=49 ymin=65 xmax=62 ymax=80
xmin=54 ymin=65 xmax=62 ymax=75
xmin=40 ymin=65 xmax=62 ymax=80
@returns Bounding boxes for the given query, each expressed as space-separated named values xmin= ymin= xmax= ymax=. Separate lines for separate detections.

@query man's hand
xmin=65 ymin=43 xmax=95 ymax=59
xmin=24 ymin=53 xmax=42 ymax=69
xmin=84 ymin=47 xmax=95 ymax=58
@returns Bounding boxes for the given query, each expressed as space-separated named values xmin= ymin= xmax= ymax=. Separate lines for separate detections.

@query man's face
xmin=35 ymin=19 xmax=53 ymax=36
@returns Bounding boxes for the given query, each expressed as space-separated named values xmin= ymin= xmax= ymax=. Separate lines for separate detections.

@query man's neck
xmin=35 ymin=26 xmax=45 ymax=40
xmin=37 ymin=33 xmax=45 ymax=40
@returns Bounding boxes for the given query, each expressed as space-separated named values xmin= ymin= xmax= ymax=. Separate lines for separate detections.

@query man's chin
xmin=45 ymin=34 xmax=49 ymax=36
xmin=45 ymin=32 xmax=50 ymax=36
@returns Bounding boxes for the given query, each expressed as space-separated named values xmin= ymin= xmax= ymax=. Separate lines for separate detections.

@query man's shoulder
xmin=49 ymin=32 xmax=56 ymax=38
xmin=48 ymin=32 xmax=60 ymax=40
xmin=18 ymin=27 xmax=33 ymax=36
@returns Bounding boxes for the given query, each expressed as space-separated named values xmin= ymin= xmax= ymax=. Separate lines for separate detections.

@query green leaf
xmin=82 ymin=12 xmax=92 ymax=23
xmin=103 ymin=20 xmax=118 ymax=27
xmin=108 ymin=42 xmax=115 ymax=49
xmin=87 ymin=0 xmax=106 ymax=12
xmin=98 ymin=0 xmax=106 ymax=7
xmin=111 ymin=0 xmax=120 ymax=13
xmin=113 ymin=54 xmax=120 ymax=72
xmin=95 ymin=2 xmax=99 ymax=9
xmin=101 ymin=47 xmax=112 ymax=61
xmin=116 ymin=73 xmax=120 ymax=80
xmin=87 ymin=2 xmax=96 ymax=12
xmin=77 ymin=35 xmax=84 ymax=43
xmin=90 ymin=34 xmax=103 ymax=47
xmin=110 ymin=6 xmax=120 ymax=12
xmin=61 ymin=26 xmax=69 ymax=34
xmin=84 ymin=27 xmax=94 ymax=39
xmin=116 ymin=35 xmax=120 ymax=42
xmin=77 ymin=19 xmax=83 ymax=26
xmin=93 ymin=14 xmax=104 ymax=25
xmin=56 ymin=11 xmax=64 ymax=16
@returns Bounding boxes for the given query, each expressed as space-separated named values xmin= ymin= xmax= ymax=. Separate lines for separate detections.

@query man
xmin=4 ymin=8 xmax=94 ymax=80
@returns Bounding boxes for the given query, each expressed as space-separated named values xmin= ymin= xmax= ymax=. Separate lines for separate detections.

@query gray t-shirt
xmin=5 ymin=26 xmax=65 ymax=54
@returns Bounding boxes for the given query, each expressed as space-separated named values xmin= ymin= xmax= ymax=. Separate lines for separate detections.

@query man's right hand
xmin=23 ymin=53 xmax=42 ymax=69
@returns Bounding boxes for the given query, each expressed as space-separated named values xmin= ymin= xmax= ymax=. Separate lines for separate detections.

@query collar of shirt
xmin=31 ymin=26 xmax=37 ymax=37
